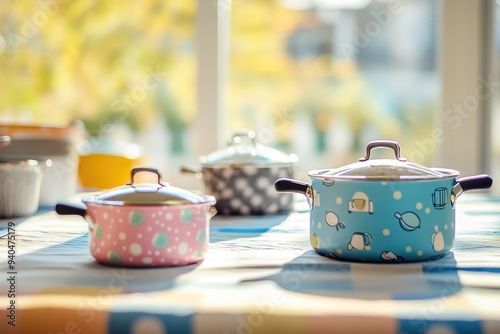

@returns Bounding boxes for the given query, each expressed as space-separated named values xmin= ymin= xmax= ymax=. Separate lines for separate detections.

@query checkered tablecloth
xmin=1 ymin=194 xmax=499 ymax=334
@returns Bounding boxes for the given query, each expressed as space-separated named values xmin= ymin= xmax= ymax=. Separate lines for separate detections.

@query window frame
xmin=437 ymin=0 xmax=492 ymax=178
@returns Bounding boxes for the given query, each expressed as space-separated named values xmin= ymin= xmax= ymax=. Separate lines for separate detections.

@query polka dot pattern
xmin=180 ymin=208 xmax=193 ymax=224
xmin=152 ymin=232 xmax=169 ymax=248
xmin=196 ymin=229 xmax=205 ymax=244
xmin=95 ymin=224 xmax=103 ymax=239
xmin=130 ymin=211 xmax=145 ymax=226
xmin=87 ymin=203 xmax=211 ymax=267
xmin=108 ymin=250 xmax=121 ymax=264
xmin=203 ymin=165 xmax=294 ymax=215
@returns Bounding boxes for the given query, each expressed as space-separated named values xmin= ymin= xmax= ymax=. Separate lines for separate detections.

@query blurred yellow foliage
xmin=0 ymin=0 xmax=435 ymax=166
xmin=0 ymin=0 xmax=196 ymax=132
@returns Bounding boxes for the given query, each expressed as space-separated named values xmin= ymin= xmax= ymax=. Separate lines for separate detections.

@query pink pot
xmin=56 ymin=167 xmax=216 ymax=267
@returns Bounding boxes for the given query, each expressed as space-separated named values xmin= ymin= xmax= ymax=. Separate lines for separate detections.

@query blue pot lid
xmin=200 ymin=131 xmax=298 ymax=166
xmin=310 ymin=140 xmax=459 ymax=180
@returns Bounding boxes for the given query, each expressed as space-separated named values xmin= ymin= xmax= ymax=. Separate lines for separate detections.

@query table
xmin=1 ymin=194 xmax=500 ymax=334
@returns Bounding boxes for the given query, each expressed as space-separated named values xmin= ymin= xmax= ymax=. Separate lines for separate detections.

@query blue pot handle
xmin=452 ymin=174 xmax=493 ymax=202
xmin=275 ymin=178 xmax=313 ymax=209
xmin=275 ymin=178 xmax=310 ymax=195
xmin=457 ymin=174 xmax=493 ymax=192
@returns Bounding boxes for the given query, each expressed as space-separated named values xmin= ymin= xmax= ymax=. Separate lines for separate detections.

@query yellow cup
xmin=78 ymin=153 xmax=142 ymax=190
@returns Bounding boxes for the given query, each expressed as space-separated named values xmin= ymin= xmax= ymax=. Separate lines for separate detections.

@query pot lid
xmin=84 ymin=167 xmax=216 ymax=206
xmin=311 ymin=140 xmax=459 ymax=180
xmin=200 ymin=130 xmax=298 ymax=166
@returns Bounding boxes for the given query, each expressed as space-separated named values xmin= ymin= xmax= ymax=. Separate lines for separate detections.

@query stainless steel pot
xmin=183 ymin=131 xmax=297 ymax=215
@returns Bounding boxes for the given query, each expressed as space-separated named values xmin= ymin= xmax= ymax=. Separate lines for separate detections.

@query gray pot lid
xmin=310 ymin=140 xmax=459 ymax=180
xmin=83 ymin=167 xmax=216 ymax=206
xmin=200 ymin=131 xmax=298 ymax=166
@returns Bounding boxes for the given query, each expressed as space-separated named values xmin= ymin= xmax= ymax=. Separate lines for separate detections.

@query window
xmin=227 ymin=0 xmax=439 ymax=180
xmin=492 ymin=0 xmax=500 ymax=193
xmin=0 ymin=0 xmax=494 ymax=193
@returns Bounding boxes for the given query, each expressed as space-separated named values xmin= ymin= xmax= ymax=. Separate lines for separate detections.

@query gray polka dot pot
xmin=56 ymin=167 xmax=216 ymax=267
xmin=182 ymin=131 xmax=297 ymax=215
xmin=275 ymin=140 xmax=493 ymax=263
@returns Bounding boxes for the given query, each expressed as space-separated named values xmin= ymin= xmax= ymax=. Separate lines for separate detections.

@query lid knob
xmin=359 ymin=140 xmax=407 ymax=162
xmin=127 ymin=167 xmax=167 ymax=187
xmin=231 ymin=130 xmax=257 ymax=146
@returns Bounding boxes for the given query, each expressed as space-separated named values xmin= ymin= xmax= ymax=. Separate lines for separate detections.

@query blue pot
xmin=275 ymin=140 xmax=492 ymax=263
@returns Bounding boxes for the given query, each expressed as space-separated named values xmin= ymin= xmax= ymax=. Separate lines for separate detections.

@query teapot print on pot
xmin=347 ymin=232 xmax=372 ymax=251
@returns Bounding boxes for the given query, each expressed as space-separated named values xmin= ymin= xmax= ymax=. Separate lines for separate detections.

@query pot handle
xmin=209 ymin=206 xmax=218 ymax=218
xmin=180 ymin=166 xmax=203 ymax=178
xmin=55 ymin=202 xmax=87 ymax=218
xmin=275 ymin=178 xmax=313 ymax=209
xmin=275 ymin=178 xmax=310 ymax=195
xmin=359 ymin=140 xmax=407 ymax=162
xmin=231 ymin=130 xmax=257 ymax=146
xmin=128 ymin=167 xmax=166 ymax=186
xmin=55 ymin=202 xmax=96 ymax=231
xmin=452 ymin=174 xmax=493 ymax=199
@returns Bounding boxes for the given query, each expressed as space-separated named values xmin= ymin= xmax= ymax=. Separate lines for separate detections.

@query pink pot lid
xmin=83 ymin=167 xmax=216 ymax=206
